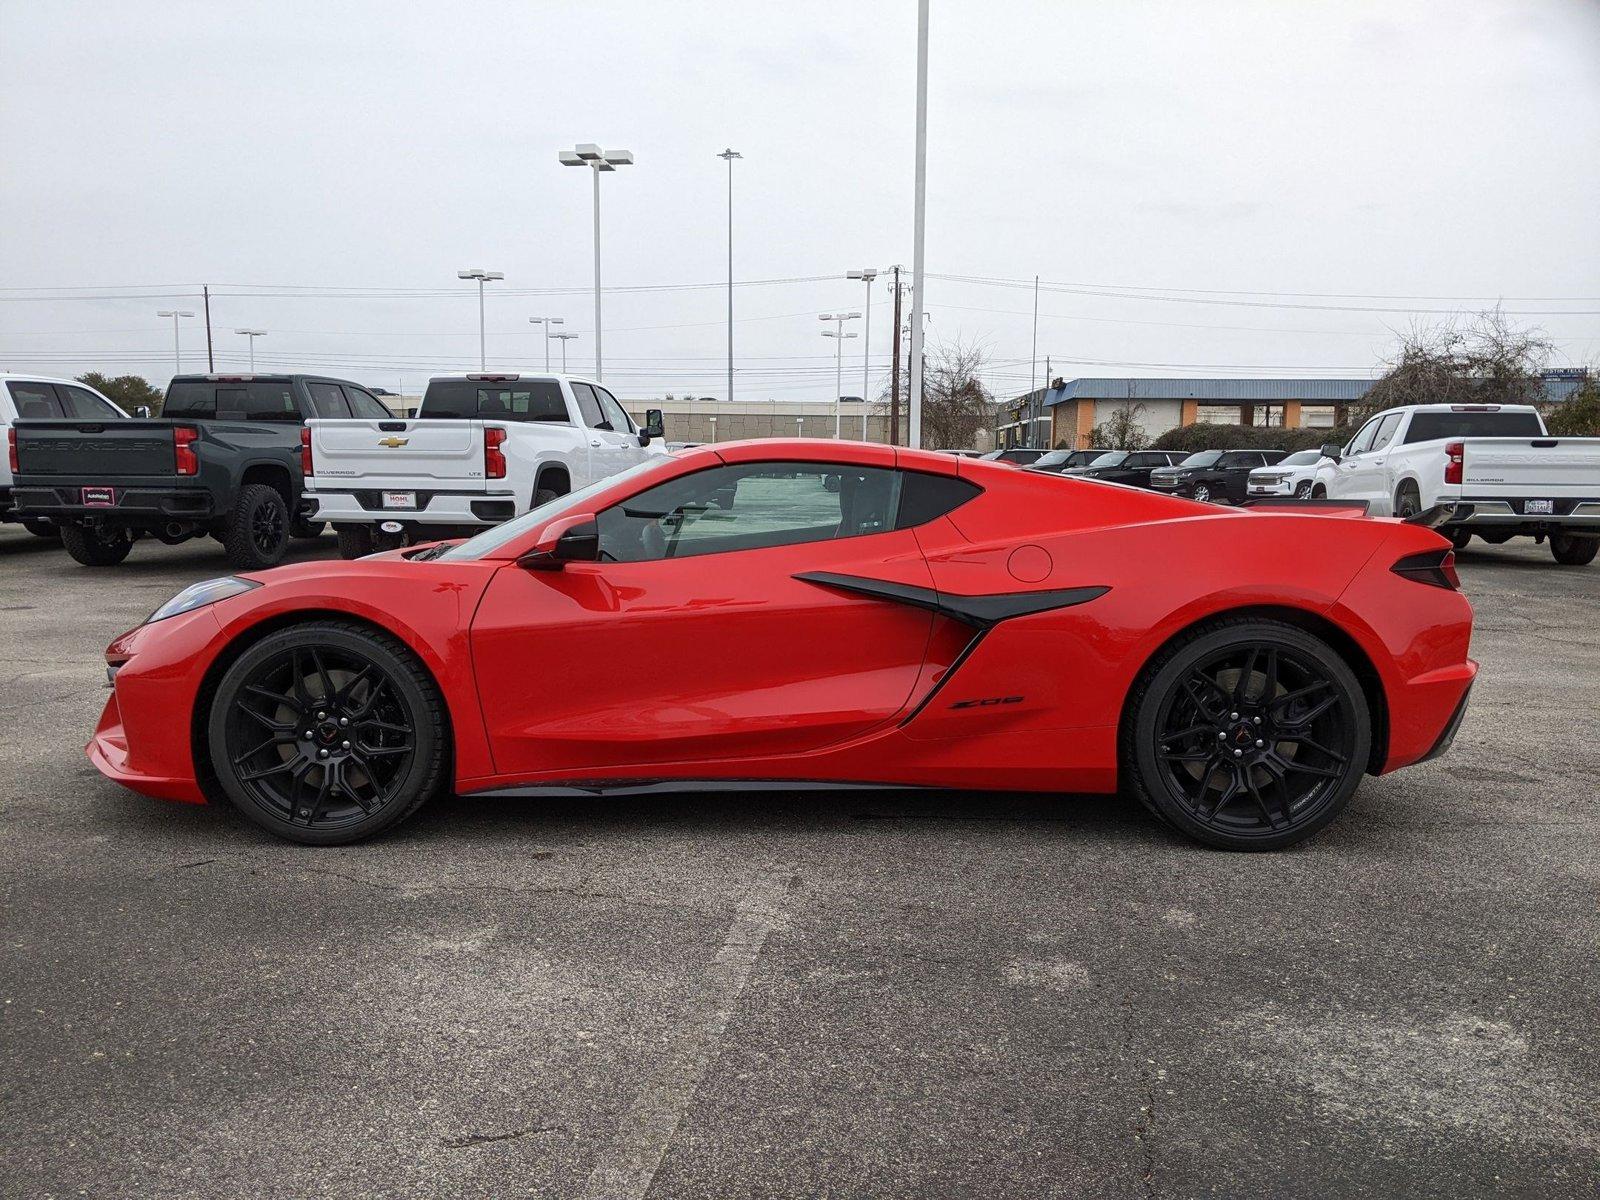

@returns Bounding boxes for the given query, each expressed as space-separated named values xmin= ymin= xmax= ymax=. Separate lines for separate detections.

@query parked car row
xmin=3 ymin=370 xmax=667 ymax=569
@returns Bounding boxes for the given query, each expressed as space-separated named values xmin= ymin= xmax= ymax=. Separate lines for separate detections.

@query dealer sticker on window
xmin=1525 ymin=499 xmax=1554 ymax=515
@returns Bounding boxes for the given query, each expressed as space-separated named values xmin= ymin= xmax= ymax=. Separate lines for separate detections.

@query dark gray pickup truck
xmin=11 ymin=373 xmax=392 ymax=569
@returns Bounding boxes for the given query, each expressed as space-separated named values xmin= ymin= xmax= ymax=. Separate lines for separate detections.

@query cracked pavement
xmin=1 ymin=525 xmax=1597 ymax=1198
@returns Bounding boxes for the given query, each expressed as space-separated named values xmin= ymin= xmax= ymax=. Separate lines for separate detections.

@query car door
xmin=570 ymin=381 xmax=635 ymax=481
xmin=1338 ymin=413 xmax=1401 ymax=510
xmin=470 ymin=458 xmax=940 ymax=778
xmin=1122 ymin=451 xmax=1166 ymax=488
xmin=593 ymin=384 xmax=650 ymax=467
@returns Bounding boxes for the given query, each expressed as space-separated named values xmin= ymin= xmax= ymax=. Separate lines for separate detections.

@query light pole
xmin=559 ymin=143 xmax=634 ymax=380
xmin=717 ymin=148 xmax=741 ymax=402
xmin=820 ymin=312 xmax=860 ymax=438
xmin=846 ymin=269 xmax=878 ymax=439
xmin=551 ymin=331 xmax=579 ymax=372
xmin=234 ymin=328 xmax=266 ymax=371
xmin=708 ymin=415 xmax=718 ymax=444
xmin=156 ymin=309 xmax=194 ymax=373
xmin=796 ymin=416 xmax=804 ymax=439
xmin=908 ymin=0 xmax=929 ymax=448
xmin=529 ymin=316 xmax=564 ymax=371
xmin=457 ymin=269 xmax=503 ymax=370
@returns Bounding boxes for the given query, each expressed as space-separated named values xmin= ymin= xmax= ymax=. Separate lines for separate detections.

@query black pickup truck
xmin=10 ymin=374 xmax=392 ymax=569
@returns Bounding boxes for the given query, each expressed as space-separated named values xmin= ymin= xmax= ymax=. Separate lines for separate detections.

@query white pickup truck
xmin=301 ymin=372 xmax=667 ymax=557
xmin=1312 ymin=403 xmax=1600 ymax=564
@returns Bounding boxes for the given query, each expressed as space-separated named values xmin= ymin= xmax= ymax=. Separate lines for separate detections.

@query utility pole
xmin=203 ymin=286 xmax=214 ymax=371
xmin=908 ymin=0 xmax=930 ymax=448
xmin=889 ymin=266 xmax=903 ymax=446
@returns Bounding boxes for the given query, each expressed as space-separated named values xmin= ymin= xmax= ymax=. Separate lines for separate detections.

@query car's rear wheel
xmin=1192 ymin=483 xmax=1213 ymax=503
xmin=335 ymin=523 xmax=375 ymax=559
xmin=207 ymin=621 xmax=447 ymax=845
xmin=1550 ymin=533 xmax=1599 ymax=566
xmin=1446 ymin=527 xmax=1473 ymax=550
xmin=222 ymin=484 xmax=290 ymax=570
xmin=1122 ymin=619 xmax=1371 ymax=850
xmin=60 ymin=522 xmax=133 ymax=566
xmin=1394 ymin=482 xmax=1422 ymax=519
xmin=290 ymin=517 xmax=326 ymax=540
xmin=22 ymin=518 xmax=60 ymax=540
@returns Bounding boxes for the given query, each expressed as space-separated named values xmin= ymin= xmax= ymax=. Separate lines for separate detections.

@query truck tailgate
xmin=305 ymin=419 xmax=492 ymax=489
xmin=1459 ymin=438 xmax=1600 ymax=495
xmin=14 ymin=419 xmax=176 ymax=477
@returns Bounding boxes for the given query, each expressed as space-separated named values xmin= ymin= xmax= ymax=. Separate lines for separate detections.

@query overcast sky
xmin=2 ymin=0 xmax=1597 ymax=404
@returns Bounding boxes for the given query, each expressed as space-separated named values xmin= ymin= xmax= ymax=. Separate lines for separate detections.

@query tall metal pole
xmin=908 ymin=0 xmax=929 ymax=449
xmin=592 ymin=168 xmax=603 ymax=379
xmin=719 ymin=149 xmax=740 ymax=402
xmin=1030 ymin=273 xmax=1039 ymax=441
xmin=477 ymin=278 xmax=487 ymax=370
xmin=833 ymin=317 xmax=845 ymax=439
xmin=172 ymin=314 xmax=181 ymax=371
xmin=861 ymin=280 xmax=872 ymax=439
xmin=889 ymin=267 xmax=903 ymax=446
xmin=203 ymin=286 xmax=214 ymax=371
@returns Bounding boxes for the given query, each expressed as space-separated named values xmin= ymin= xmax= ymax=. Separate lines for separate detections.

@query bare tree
xmin=878 ymin=337 xmax=996 ymax=449
xmin=1358 ymin=309 xmax=1553 ymax=422
xmin=1088 ymin=382 xmax=1150 ymax=450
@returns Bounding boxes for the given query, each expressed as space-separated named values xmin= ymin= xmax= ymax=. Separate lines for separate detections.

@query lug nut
xmin=338 ymin=717 xmax=348 ymax=727
xmin=1230 ymin=711 xmax=1239 ymax=720
xmin=341 ymin=740 xmax=350 ymax=750
xmin=305 ymin=730 xmax=315 ymax=739
xmin=1255 ymin=739 xmax=1265 ymax=748
xmin=318 ymin=749 xmax=329 ymax=759
xmin=299 ymin=808 xmax=310 ymax=817
xmin=1217 ymin=731 xmax=1227 ymax=740
xmin=1233 ymin=749 xmax=1244 ymax=758
xmin=316 ymin=711 xmax=326 ymax=720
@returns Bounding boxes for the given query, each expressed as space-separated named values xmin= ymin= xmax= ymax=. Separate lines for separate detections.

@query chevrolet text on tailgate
xmin=1314 ymin=403 xmax=1600 ymax=565
xmin=301 ymin=372 xmax=667 ymax=558
xmin=9 ymin=374 xmax=391 ymax=569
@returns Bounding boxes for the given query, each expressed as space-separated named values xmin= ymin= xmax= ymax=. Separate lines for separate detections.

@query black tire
xmin=335 ymin=524 xmax=374 ymax=559
xmin=1121 ymin=618 xmax=1371 ymax=851
xmin=290 ymin=518 xmax=326 ymax=540
xmin=1294 ymin=481 xmax=1313 ymax=499
xmin=1446 ymin=527 xmax=1473 ymax=551
xmin=221 ymin=484 xmax=290 ymax=570
xmin=1311 ymin=484 xmax=1327 ymax=499
xmin=21 ymin=518 xmax=60 ymax=540
xmin=206 ymin=620 xmax=448 ymax=845
xmin=60 ymin=522 xmax=132 ymax=566
xmin=532 ymin=487 xmax=560 ymax=509
xmin=1394 ymin=482 xmax=1422 ymax=520
xmin=1550 ymin=533 xmax=1599 ymax=566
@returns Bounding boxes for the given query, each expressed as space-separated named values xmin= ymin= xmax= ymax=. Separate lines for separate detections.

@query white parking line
xmin=578 ymin=868 xmax=793 ymax=1200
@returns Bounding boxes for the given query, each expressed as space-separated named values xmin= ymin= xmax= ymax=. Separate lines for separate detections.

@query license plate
xmin=1525 ymin=499 xmax=1554 ymax=515
xmin=382 ymin=491 xmax=417 ymax=509
xmin=81 ymin=486 xmax=115 ymax=507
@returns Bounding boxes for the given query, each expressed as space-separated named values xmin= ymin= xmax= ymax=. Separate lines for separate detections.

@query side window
xmin=895 ymin=472 xmax=981 ymax=529
xmin=477 ymin=382 xmax=567 ymax=423
xmin=1218 ymin=452 xmax=1251 ymax=469
xmin=570 ymin=382 xmax=607 ymax=429
xmin=1127 ymin=452 xmax=1163 ymax=468
xmin=344 ymin=386 xmax=393 ymax=419
xmin=59 ymin=385 xmax=121 ymax=419
xmin=7 ymin=382 xmax=65 ymax=418
xmin=163 ymin=381 xmax=216 ymax=418
xmin=1368 ymin=412 xmax=1403 ymax=452
xmin=307 ymin=383 xmax=352 ymax=419
xmin=1346 ymin=418 xmax=1381 ymax=456
xmin=594 ymin=386 xmax=635 ymax=433
xmin=596 ymin=462 xmax=901 ymax=562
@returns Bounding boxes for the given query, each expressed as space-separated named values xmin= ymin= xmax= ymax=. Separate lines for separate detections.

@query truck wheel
xmin=1394 ymin=482 xmax=1421 ymax=519
xmin=1294 ymin=481 xmax=1313 ymax=499
xmin=291 ymin=518 xmax=326 ymax=540
xmin=22 ymin=519 xmax=60 ymax=541
xmin=222 ymin=484 xmax=290 ymax=571
xmin=1550 ymin=534 xmax=1599 ymax=566
xmin=60 ymin=523 xmax=132 ymax=566
xmin=1446 ymin=527 xmax=1473 ymax=550
xmin=335 ymin=524 xmax=375 ymax=559
xmin=533 ymin=487 xmax=561 ymax=509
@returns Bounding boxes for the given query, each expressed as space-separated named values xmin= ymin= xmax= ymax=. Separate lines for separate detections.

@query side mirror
xmin=133 ymin=405 xmax=152 ymax=419
xmin=1320 ymin=443 xmax=1342 ymax=463
xmin=640 ymin=407 xmax=665 ymax=446
xmin=520 ymin=512 xmax=599 ymax=570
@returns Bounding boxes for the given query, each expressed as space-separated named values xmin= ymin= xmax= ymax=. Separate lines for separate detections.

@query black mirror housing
xmin=644 ymin=408 xmax=665 ymax=439
xmin=1320 ymin=442 xmax=1343 ymax=463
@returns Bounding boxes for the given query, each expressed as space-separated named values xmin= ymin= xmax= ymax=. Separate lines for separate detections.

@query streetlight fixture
xmin=551 ymin=331 xmax=580 ymax=372
xmin=846 ymin=269 xmax=878 ymax=439
xmin=457 ymin=269 xmax=504 ymax=370
xmin=820 ymin=312 xmax=861 ymax=438
xmin=156 ymin=309 xmax=195 ymax=373
xmin=529 ymin=316 xmax=564 ymax=371
xmin=796 ymin=416 xmax=804 ymax=438
xmin=717 ymin=148 xmax=742 ymax=402
xmin=234 ymin=328 xmax=267 ymax=371
xmin=559 ymin=143 xmax=634 ymax=380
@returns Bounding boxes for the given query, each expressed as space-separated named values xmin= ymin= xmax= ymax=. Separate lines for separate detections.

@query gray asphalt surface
xmin=2 ymin=523 xmax=1596 ymax=1199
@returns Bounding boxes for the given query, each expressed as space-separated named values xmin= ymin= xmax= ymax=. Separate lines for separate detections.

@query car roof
xmin=0 ymin=371 xmax=113 ymax=389
xmin=426 ymin=371 xmax=599 ymax=385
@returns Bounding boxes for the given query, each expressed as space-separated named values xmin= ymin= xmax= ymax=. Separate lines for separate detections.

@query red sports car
xmin=91 ymin=440 xmax=1476 ymax=850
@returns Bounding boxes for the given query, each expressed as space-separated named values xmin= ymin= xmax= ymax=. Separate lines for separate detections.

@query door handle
xmin=590 ymin=440 xmax=602 ymax=447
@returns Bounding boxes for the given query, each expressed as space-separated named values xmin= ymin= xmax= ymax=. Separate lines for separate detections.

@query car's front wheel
xmin=1294 ymin=481 xmax=1313 ymax=499
xmin=1550 ymin=533 xmax=1599 ymax=566
xmin=222 ymin=484 xmax=290 ymax=570
xmin=1122 ymin=618 xmax=1371 ymax=850
xmin=1192 ymin=483 xmax=1212 ymax=503
xmin=207 ymin=621 xmax=448 ymax=845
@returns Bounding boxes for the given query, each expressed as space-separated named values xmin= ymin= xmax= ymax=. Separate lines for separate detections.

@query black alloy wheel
xmin=1394 ymin=483 xmax=1422 ymax=520
xmin=1124 ymin=619 xmax=1370 ymax=850
xmin=60 ymin=522 xmax=133 ymax=566
xmin=208 ymin=622 xmax=446 ymax=844
xmin=222 ymin=483 xmax=291 ymax=570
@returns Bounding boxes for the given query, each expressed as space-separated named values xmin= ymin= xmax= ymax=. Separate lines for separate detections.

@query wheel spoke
xmin=1234 ymin=646 xmax=1260 ymax=704
xmin=232 ymin=731 xmax=297 ymax=765
xmin=1270 ymin=679 xmax=1333 ymax=713
xmin=333 ymin=664 xmax=373 ymax=708
xmin=237 ymin=701 xmax=295 ymax=732
xmin=356 ymin=741 xmax=412 ymax=757
xmin=311 ymin=647 xmax=337 ymax=708
xmin=1267 ymin=751 xmax=1340 ymax=779
xmin=1285 ymin=735 xmax=1348 ymax=764
xmin=237 ymin=754 xmax=304 ymax=783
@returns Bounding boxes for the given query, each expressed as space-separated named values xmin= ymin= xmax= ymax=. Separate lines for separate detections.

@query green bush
xmin=1546 ymin=379 xmax=1600 ymax=437
xmin=1151 ymin=423 xmax=1352 ymax=454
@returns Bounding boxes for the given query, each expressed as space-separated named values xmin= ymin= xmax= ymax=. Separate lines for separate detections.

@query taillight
xmin=6 ymin=428 xmax=17 ymax=474
xmin=173 ymin=425 xmax=199 ymax=476
xmin=484 ymin=426 xmax=507 ymax=479
xmin=1392 ymin=549 xmax=1460 ymax=590
xmin=300 ymin=426 xmax=314 ymax=477
xmin=1444 ymin=441 xmax=1464 ymax=485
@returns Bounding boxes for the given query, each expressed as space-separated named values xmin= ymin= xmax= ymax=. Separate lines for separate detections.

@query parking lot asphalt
xmin=1 ymin=523 xmax=1596 ymax=1199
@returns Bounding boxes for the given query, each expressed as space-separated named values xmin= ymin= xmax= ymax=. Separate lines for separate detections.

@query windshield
xmin=1179 ymin=451 xmax=1222 ymax=468
xmin=1033 ymin=451 xmax=1071 ymax=467
xmin=440 ymin=458 xmax=669 ymax=560
xmin=1087 ymin=451 xmax=1128 ymax=468
xmin=1278 ymin=449 xmax=1323 ymax=466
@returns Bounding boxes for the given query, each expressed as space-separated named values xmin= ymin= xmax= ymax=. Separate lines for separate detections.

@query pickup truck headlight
xmin=147 ymin=576 xmax=261 ymax=624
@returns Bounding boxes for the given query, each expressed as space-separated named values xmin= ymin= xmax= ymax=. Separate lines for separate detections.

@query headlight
xmin=147 ymin=576 xmax=261 ymax=624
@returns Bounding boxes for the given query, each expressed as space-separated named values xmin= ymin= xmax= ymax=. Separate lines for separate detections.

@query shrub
xmin=1546 ymin=378 xmax=1600 ymax=437
xmin=1151 ymin=423 xmax=1352 ymax=455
